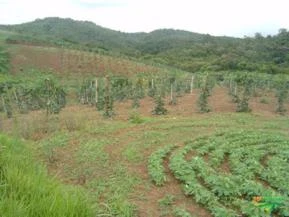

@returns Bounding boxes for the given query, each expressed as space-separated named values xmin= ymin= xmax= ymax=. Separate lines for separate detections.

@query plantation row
xmin=148 ymin=131 xmax=289 ymax=217
xmin=79 ymin=71 xmax=289 ymax=116
xmin=11 ymin=46 xmax=164 ymax=76
xmin=1 ymin=71 xmax=289 ymax=118
xmin=0 ymin=74 xmax=65 ymax=117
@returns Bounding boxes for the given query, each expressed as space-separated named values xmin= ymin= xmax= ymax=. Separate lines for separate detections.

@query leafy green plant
xmin=274 ymin=76 xmax=288 ymax=115
xmin=232 ymin=72 xmax=254 ymax=112
xmin=168 ymin=131 xmax=289 ymax=217
xmin=0 ymin=46 xmax=9 ymax=74
xmin=148 ymin=144 xmax=175 ymax=186
xmin=197 ymin=73 xmax=214 ymax=113
xmin=128 ymin=110 xmax=144 ymax=124
xmin=152 ymin=94 xmax=168 ymax=115
xmin=173 ymin=207 xmax=194 ymax=217
xmin=103 ymin=76 xmax=114 ymax=118
xmin=158 ymin=194 xmax=175 ymax=207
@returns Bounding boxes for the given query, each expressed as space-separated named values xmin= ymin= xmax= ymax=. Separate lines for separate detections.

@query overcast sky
xmin=0 ymin=0 xmax=288 ymax=37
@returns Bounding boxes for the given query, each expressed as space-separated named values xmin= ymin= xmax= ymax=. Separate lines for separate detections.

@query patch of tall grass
xmin=0 ymin=134 xmax=94 ymax=217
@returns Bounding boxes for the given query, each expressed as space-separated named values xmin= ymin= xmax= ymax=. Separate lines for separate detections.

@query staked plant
xmin=274 ymin=76 xmax=289 ymax=115
xmin=152 ymin=94 xmax=167 ymax=115
xmin=233 ymin=72 xmax=254 ymax=112
xmin=197 ymin=73 xmax=214 ymax=113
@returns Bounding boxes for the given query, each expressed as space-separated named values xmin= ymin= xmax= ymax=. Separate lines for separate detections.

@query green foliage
xmin=232 ymin=72 xmax=254 ymax=112
xmin=274 ymin=76 xmax=289 ymax=114
xmin=158 ymin=194 xmax=175 ymax=207
xmin=3 ymin=18 xmax=289 ymax=74
xmin=197 ymin=73 xmax=214 ymax=113
xmin=0 ymin=47 xmax=9 ymax=74
xmin=148 ymin=144 xmax=175 ymax=186
xmin=103 ymin=76 xmax=114 ymax=118
xmin=173 ymin=207 xmax=194 ymax=217
xmin=168 ymin=131 xmax=289 ymax=217
xmin=79 ymin=79 xmax=97 ymax=105
xmin=0 ymin=134 xmax=94 ymax=217
xmin=128 ymin=110 xmax=144 ymax=124
xmin=152 ymin=94 xmax=168 ymax=115
xmin=0 ymin=72 xmax=66 ymax=117
xmin=43 ymin=78 xmax=66 ymax=114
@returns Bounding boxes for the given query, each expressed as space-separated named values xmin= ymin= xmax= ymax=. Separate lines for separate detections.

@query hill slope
xmin=1 ymin=17 xmax=289 ymax=73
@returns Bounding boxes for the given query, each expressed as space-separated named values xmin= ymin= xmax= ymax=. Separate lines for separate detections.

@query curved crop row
xmin=148 ymin=144 xmax=176 ymax=186
xmin=149 ymin=131 xmax=289 ymax=217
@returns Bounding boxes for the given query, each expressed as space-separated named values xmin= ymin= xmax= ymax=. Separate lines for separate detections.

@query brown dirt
xmin=47 ymin=137 xmax=83 ymax=185
xmin=9 ymin=44 xmax=162 ymax=76
xmin=185 ymin=150 xmax=197 ymax=161
xmin=110 ymin=86 xmax=288 ymax=120
xmin=203 ymin=153 xmax=210 ymax=163
xmin=132 ymin=147 xmax=211 ymax=217
xmin=219 ymin=153 xmax=231 ymax=173
xmin=209 ymin=87 xmax=236 ymax=112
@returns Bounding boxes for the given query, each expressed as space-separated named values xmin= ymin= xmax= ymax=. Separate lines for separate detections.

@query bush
xmin=128 ymin=111 xmax=144 ymax=124
xmin=152 ymin=95 xmax=167 ymax=115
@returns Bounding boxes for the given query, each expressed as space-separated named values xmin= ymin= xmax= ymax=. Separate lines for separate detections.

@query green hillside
xmin=1 ymin=17 xmax=288 ymax=73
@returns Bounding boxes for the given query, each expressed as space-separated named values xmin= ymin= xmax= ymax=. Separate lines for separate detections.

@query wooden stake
xmin=95 ymin=78 xmax=98 ymax=105
xmin=190 ymin=75 xmax=194 ymax=93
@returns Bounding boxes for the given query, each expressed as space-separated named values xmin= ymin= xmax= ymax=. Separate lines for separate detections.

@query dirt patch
xmin=9 ymin=44 xmax=163 ymax=76
xmin=132 ymin=146 xmax=211 ymax=217
xmin=203 ymin=153 xmax=210 ymax=163
xmin=218 ymin=153 xmax=231 ymax=173
xmin=184 ymin=150 xmax=197 ymax=161
xmin=209 ymin=87 xmax=236 ymax=112
xmin=47 ymin=137 xmax=83 ymax=185
xmin=255 ymin=176 xmax=272 ymax=189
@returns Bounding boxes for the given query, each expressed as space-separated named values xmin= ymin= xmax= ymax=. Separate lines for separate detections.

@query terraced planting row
xmin=148 ymin=131 xmax=289 ymax=217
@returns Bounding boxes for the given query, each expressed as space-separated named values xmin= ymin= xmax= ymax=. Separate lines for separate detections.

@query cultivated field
xmin=1 ymin=86 xmax=289 ymax=217
xmin=1 ymin=36 xmax=289 ymax=216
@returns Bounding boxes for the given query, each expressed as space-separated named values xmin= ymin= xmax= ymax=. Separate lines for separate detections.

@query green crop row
xmin=148 ymin=144 xmax=176 ymax=186
xmin=164 ymin=131 xmax=289 ymax=216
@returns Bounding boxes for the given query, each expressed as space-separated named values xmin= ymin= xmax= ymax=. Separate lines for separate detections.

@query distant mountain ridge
xmin=0 ymin=17 xmax=223 ymax=52
xmin=1 ymin=17 xmax=289 ymax=74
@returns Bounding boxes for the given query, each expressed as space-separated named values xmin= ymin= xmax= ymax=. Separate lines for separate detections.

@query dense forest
xmin=1 ymin=17 xmax=289 ymax=74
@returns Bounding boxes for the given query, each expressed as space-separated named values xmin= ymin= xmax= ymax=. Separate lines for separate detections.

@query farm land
xmin=1 ymin=34 xmax=289 ymax=217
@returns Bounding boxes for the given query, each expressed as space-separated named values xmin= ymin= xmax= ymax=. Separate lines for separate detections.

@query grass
xmin=1 ymin=107 xmax=289 ymax=216
xmin=0 ymin=134 xmax=94 ymax=217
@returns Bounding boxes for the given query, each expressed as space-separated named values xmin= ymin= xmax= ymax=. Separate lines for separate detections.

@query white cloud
xmin=0 ymin=0 xmax=288 ymax=37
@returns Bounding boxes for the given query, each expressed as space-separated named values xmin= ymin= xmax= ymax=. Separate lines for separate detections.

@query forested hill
xmin=0 ymin=17 xmax=211 ymax=53
xmin=1 ymin=17 xmax=289 ymax=74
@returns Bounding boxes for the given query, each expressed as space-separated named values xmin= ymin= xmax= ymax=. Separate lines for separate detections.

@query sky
xmin=0 ymin=0 xmax=288 ymax=37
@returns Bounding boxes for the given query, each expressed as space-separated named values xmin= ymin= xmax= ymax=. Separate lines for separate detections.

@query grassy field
xmin=1 ymin=102 xmax=289 ymax=216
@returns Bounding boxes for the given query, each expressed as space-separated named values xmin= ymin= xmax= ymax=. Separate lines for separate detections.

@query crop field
xmin=150 ymin=131 xmax=289 ymax=216
xmin=8 ymin=44 xmax=165 ymax=76
xmin=1 ymin=94 xmax=289 ymax=216
xmin=1 ymin=41 xmax=289 ymax=216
